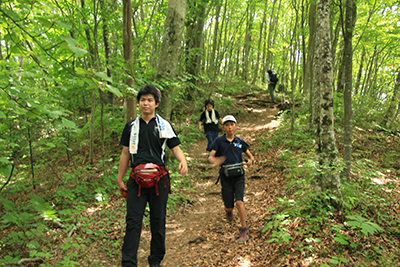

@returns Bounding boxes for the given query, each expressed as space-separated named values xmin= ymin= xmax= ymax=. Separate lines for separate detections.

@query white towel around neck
xmin=205 ymin=109 xmax=218 ymax=124
xmin=129 ymin=113 xmax=176 ymax=155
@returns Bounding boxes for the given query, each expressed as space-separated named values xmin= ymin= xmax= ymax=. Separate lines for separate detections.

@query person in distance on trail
xmin=198 ymin=99 xmax=223 ymax=156
xmin=117 ymin=84 xmax=188 ymax=267
xmin=266 ymin=69 xmax=279 ymax=103
xmin=208 ymin=115 xmax=255 ymax=243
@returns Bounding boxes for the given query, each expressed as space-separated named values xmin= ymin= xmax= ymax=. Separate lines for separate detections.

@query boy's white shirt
xmin=129 ymin=113 xmax=176 ymax=155
xmin=205 ymin=109 xmax=218 ymax=124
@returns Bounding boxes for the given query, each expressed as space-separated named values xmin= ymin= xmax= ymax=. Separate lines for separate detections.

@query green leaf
xmin=59 ymin=36 xmax=88 ymax=57
xmin=60 ymin=36 xmax=77 ymax=46
xmin=55 ymin=20 xmax=72 ymax=30
xmin=37 ymin=17 xmax=53 ymax=28
xmin=106 ymin=84 xmax=123 ymax=97
xmin=3 ymin=9 xmax=20 ymax=21
xmin=330 ymin=258 xmax=339 ymax=264
xmin=46 ymin=142 xmax=56 ymax=148
xmin=87 ymin=84 xmax=98 ymax=90
xmin=0 ymin=163 xmax=12 ymax=177
xmin=27 ymin=240 xmax=40 ymax=249
xmin=10 ymin=45 xmax=30 ymax=56
xmin=68 ymin=45 xmax=88 ymax=57
xmin=26 ymin=108 xmax=40 ymax=118
xmin=47 ymin=110 xmax=63 ymax=118
xmin=61 ymin=118 xmax=76 ymax=129
xmin=350 ymin=242 xmax=358 ymax=248
xmin=333 ymin=236 xmax=349 ymax=245
xmin=95 ymin=72 xmax=113 ymax=83
xmin=3 ymin=33 xmax=19 ymax=42
xmin=75 ymin=67 xmax=89 ymax=76
xmin=361 ymin=222 xmax=384 ymax=235
xmin=0 ymin=111 xmax=5 ymax=118
xmin=38 ymin=1 xmax=56 ymax=9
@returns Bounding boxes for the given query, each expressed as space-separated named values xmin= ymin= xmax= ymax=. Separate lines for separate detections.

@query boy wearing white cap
xmin=208 ymin=115 xmax=255 ymax=243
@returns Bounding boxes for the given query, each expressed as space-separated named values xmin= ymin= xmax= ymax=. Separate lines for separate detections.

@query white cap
xmin=222 ymin=115 xmax=237 ymax=124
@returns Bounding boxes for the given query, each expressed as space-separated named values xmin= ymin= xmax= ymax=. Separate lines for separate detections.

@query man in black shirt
xmin=117 ymin=85 xmax=188 ymax=267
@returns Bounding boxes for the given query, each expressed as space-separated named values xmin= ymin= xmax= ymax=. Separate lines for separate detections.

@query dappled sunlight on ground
xmin=237 ymin=107 xmax=281 ymax=135
xmin=237 ymin=255 xmax=253 ymax=266
xmin=193 ymin=181 xmax=215 ymax=189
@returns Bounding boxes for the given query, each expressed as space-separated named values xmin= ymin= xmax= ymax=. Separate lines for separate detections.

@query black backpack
xmin=268 ymin=70 xmax=279 ymax=83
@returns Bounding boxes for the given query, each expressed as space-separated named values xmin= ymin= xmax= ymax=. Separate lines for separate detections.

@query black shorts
xmin=219 ymin=173 xmax=245 ymax=209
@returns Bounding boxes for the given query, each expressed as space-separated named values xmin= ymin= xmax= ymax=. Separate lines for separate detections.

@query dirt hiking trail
xmin=126 ymin=93 xmax=285 ymax=267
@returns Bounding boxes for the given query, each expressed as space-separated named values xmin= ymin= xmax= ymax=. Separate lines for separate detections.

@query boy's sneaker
xmin=226 ymin=211 xmax=233 ymax=221
xmin=239 ymin=227 xmax=249 ymax=243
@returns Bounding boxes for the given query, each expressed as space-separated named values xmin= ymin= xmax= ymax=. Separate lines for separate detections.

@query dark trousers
xmin=268 ymin=83 xmax=277 ymax=102
xmin=121 ymin=175 xmax=169 ymax=266
xmin=205 ymin=131 xmax=219 ymax=151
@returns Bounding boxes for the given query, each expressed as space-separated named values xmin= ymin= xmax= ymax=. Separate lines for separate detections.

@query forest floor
xmin=3 ymin=90 xmax=399 ymax=267
xmin=105 ymin=92 xmax=289 ymax=266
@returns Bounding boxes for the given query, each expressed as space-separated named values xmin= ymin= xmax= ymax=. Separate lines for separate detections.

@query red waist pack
xmin=130 ymin=163 xmax=170 ymax=196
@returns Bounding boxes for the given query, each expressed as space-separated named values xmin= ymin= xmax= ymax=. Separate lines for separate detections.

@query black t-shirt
xmin=199 ymin=110 xmax=220 ymax=133
xmin=120 ymin=117 xmax=181 ymax=167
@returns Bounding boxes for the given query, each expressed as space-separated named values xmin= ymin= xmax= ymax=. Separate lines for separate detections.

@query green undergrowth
xmin=0 ymin=157 xmax=195 ymax=266
xmin=0 ymin=79 xmax=248 ymax=267
xmin=258 ymin=105 xmax=400 ymax=266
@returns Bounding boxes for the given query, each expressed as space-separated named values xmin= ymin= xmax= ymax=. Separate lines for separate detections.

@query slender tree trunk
xmin=382 ymin=69 xmax=400 ymax=128
xmin=100 ymin=0 xmax=113 ymax=104
xmin=157 ymin=0 xmax=187 ymax=119
xmin=341 ymin=0 xmax=355 ymax=180
xmin=354 ymin=46 xmax=365 ymax=95
xmin=210 ymin=0 xmax=221 ymax=76
xmin=215 ymin=0 xmax=228 ymax=77
xmin=242 ymin=3 xmax=254 ymax=82
xmin=266 ymin=0 xmax=277 ymax=69
xmin=364 ymin=48 xmax=379 ymax=97
xmin=304 ymin=1 xmax=317 ymax=129
xmin=82 ymin=0 xmax=101 ymax=165
xmin=313 ymin=0 xmax=343 ymax=209
xmin=336 ymin=46 xmax=345 ymax=93
xmin=331 ymin=13 xmax=342 ymax=67
xmin=300 ymin=0 xmax=306 ymax=93
xmin=123 ymin=0 xmax=136 ymax=122
xmin=251 ymin=5 xmax=266 ymax=85
xmin=290 ymin=1 xmax=299 ymax=132
xmin=185 ymin=0 xmax=206 ymax=97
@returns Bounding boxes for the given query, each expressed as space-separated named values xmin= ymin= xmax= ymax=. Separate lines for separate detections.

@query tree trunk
xmin=304 ymin=1 xmax=317 ymax=129
xmin=354 ymin=46 xmax=365 ymax=95
xmin=123 ymin=0 xmax=136 ymax=122
xmin=290 ymin=1 xmax=299 ymax=132
xmin=185 ymin=0 xmax=207 ymax=96
xmin=209 ymin=0 xmax=221 ymax=76
xmin=341 ymin=0 xmax=355 ymax=180
xmin=215 ymin=0 xmax=228 ymax=77
xmin=157 ymin=0 xmax=187 ymax=119
xmin=81 ymin=0 xmax=100 ymax=165
xmin=313 ymin=0 xmax=343 ymax=209
xmin=242 ymin=3 xmax=254 ymax=82
xmin=265 ymin=0 xmax=278 ymax=69
xmin=100 ymin=0 xmax=113 ymax=104
xmin=382 ymin=69 xmax=400 ymax=129
xmin=251 ymin=5 xmax=266 ymax=85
